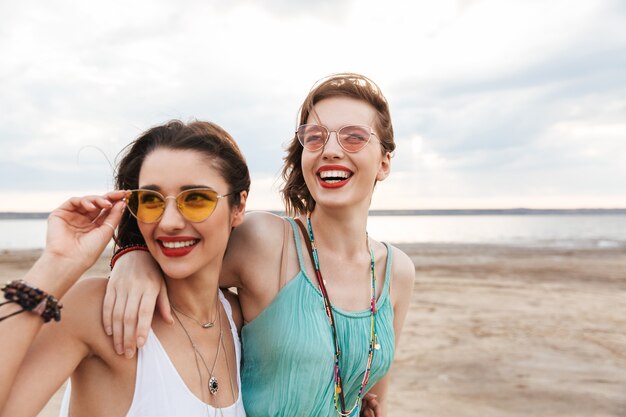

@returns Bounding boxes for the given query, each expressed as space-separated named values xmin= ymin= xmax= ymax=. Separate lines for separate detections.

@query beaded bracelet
xmin=0 ymin=280 xmax=62 ymax=323
xmin=110 ymin=244 xmax=149 ymax=270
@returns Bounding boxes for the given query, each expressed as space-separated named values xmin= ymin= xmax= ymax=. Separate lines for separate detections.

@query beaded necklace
xmin=305 ymin=212 xmax=379 ymax=417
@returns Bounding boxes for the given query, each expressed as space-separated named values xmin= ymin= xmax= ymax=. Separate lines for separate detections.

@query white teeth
xmin=161 ymin=240 xmax=197 ymax=249
xmin=319 ymin=170 xmax=350 ymax=179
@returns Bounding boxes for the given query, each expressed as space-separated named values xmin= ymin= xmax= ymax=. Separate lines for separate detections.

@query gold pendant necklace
xmin=172 ymin=293 xmax=219 ymax=329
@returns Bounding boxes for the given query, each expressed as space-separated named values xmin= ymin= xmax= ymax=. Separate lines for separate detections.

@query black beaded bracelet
xmin=0 ymin=280 xmax=62 ymax=323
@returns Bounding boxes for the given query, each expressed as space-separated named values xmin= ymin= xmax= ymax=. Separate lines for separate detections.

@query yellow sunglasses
xmin=124 ymin=188 xmax=236 ymax=223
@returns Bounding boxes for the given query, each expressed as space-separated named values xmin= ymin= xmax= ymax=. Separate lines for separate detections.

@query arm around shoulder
xmin=102 ymin=249 xmax=168 ymax=357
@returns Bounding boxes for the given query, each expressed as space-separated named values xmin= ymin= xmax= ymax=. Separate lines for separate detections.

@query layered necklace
xmin=172 ymin=293 xmax=219 ymax=329
xmin=171 ymin=295 xmax=237 ymax=416
xmin=305 ymin=212 xmax=379 ymax=417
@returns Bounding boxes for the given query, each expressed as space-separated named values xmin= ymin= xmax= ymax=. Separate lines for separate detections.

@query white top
xmin=60 ymin=290 xmax=245 ymax=417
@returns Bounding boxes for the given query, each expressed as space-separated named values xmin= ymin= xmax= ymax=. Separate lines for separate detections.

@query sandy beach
xmin=2 ymin=243 xmax=625 ymax=417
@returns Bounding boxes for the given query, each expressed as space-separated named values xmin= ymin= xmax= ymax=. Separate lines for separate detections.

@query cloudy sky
xmin=1 ymin=0 xmax=625 ymax=211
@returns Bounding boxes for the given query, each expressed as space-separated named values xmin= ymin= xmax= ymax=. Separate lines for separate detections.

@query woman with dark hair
xmin=105 ymin=73 xmax=416 ymax=417
xmin=0 ymin=120 xmax=249 ymax=416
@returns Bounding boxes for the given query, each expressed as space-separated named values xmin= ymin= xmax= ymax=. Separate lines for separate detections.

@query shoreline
xmin=3 ymin=208 xmax=626 ymax=220
xmin=2 ymin=243 xmax=625 ymax=416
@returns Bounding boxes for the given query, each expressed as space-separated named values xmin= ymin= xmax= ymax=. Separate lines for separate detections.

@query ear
xmin=376 ymin=152 xmax=391 ymax=181
xmin=231 ymin=191 xmax=248 ymax=228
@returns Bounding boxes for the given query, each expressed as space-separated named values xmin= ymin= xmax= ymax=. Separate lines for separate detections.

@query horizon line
xmin=2 ymin=207 xmax=626 ymax=220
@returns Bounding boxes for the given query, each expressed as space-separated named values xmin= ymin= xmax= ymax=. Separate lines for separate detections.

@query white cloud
xmin=1 ymin=0 xmax=625 ymax=210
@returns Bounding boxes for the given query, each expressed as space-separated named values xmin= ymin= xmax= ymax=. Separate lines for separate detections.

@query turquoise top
xmin=241 ymin=218 xmax=395 ymax=417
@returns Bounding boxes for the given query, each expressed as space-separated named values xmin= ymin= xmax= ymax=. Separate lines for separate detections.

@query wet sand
xmin=2 ymin=243 xmax=625 ymax=416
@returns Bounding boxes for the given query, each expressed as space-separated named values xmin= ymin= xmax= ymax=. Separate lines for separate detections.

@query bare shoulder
xmin=61 ymin=278 xmax=135 ymax=368
xmin=60 ymin=278 xmax=109 ymax=337
xmin=20 ymin=278 xmax=112 ymax=372
xmin=388 ymin=245 xmax=416 ymax=298
xmin=0 ymin=278 xmax=114 ymax=417
xmin=235 ymin=211 xmax=287 ymax=245
xmin=62 ymin=278 xmax=108 ymax=317
xmin=384 ymin=245 xmax=415 ymax=345
xmin=225 ymin=211 xmax=287 ymax=278
xmin=19 ymin=278 xmax=109 ymax=353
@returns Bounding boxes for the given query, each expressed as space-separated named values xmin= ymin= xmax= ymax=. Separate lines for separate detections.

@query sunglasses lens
xmin=178 ymin=189 xmax=219 ymax=222
xmin=297 ymin=124 xmax=372 ymax=152
xmin=338 ymin=125 xmax=371 ymax=152
xmin=297 ymin=125 xmax=327 ymax=151
xmin=126 ymin=189 xmax=221 ymax=223
xmin=127 ymin=190 xmax=165 ymax=223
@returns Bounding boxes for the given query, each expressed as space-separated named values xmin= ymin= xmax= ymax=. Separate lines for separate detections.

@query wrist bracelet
xmin=110 ymin=244 xmax=149 ymax=270
xmin=0 ymin=280 xmax=62 ymax=323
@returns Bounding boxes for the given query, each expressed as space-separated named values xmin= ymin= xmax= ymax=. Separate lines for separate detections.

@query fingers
xmin=136 ymin=290 xmax=159 ymax=349
xmin=102 ymin=281 xmax=116 ymax=336
xmin=121 ymin=290 xmax=142 ymax=358
xmin=363 ymin=393 xmax=378 ymax=403
xmin=156 ymin=280 xmax=174 ymax=326
xmin=103 ymin=190 xmax=129 ymax=202
xmin=360 ymin=402 xmax=375 ymax=417
xmin=61 ymin=193 xmax=125 ymax=224
xmin=105 ymin=246 xmax=163 ymax=357
xmin=63 ymin=195 xmax=111 ymax=217
xmin=111 ymin=289 xmax=128 ymax=356
xmin=97 ymin=198 xmax=126 ymax=233
xmin=361 ymin=394 xmax=380 ymax=417
xmin=92 ymin=191 xmax=127 ymax=225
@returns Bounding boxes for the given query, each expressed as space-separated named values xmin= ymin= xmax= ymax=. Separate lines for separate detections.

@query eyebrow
xmin=138 ymin=184 xmax=217 ymax=192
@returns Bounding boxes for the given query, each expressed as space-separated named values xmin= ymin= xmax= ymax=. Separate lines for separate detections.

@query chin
xmin=316 ymin=193 xmax=357 ymax=207
xmin=159 ymin=264 xmax=198 ymax=280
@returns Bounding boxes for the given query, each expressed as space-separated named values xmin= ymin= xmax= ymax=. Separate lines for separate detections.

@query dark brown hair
xmin=115 ymin=120 xmax=250 ymax=247
xmin=280 ymin=73 xmax=395 ymax=216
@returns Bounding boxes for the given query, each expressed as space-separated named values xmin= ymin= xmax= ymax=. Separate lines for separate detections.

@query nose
xmin=321 ymin=131 xmax=344 ymax=158
xmin=158 ymin=197 xmax=185 ymax=231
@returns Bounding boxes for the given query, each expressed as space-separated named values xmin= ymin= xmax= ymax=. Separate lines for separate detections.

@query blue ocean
xmin=1 ymin=214 xmax=625 ymax=250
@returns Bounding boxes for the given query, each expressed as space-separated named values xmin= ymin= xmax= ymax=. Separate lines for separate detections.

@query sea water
xmin=367 ymin=214 xmax=626 ymax=248
xmin=1 ymin=214 xmax=625 ymax=250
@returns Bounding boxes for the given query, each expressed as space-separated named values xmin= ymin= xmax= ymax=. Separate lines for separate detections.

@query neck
xmin=306 ymin=206 xmax=369 ymax=256
xmin=165 ymin=272 xmax=220 ymax=320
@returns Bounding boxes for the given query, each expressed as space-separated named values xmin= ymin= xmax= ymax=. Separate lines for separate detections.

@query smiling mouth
xmin=318 ymin=170 xmax=352 ymax=184
xmin=158 ymin=239 xmax=199 ymax=249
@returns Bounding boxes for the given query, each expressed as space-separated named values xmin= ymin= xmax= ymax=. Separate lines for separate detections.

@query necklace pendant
xmin=202 ymin=322 xmax=214 ymax=329
xmin=208 ymin=376 xmax=219 ymax=395
xmin=374 ymin=343 xmax=381 ymax=350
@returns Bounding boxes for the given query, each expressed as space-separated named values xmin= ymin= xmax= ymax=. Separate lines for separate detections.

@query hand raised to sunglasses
xmin=0 ymin=193 xmax=125 ymax=409
xmin=44 ymin=191 xmax=127 ymax=280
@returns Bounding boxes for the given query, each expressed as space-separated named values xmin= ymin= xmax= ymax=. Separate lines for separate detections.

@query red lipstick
xmin=157 ymin=236 xmax=199 ymax=257
xmin=316 ymin=165 xmax=353 ymax=189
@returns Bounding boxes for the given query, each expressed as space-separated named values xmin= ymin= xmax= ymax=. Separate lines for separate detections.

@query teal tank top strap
xmin=377 ymin=242 xmax=393 ymax=305
xmin=284 ymin=217 xmax=307 ymax=274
